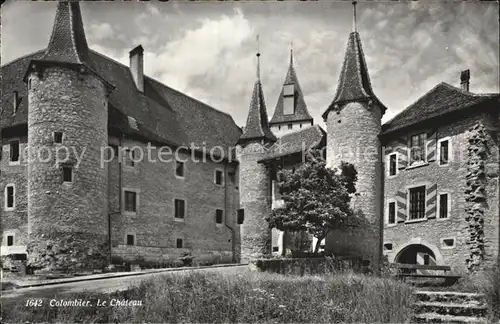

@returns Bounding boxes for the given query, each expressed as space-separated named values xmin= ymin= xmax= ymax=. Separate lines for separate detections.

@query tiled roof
xmin=238 ymin=79 xmax=277 ymax=144
xmin=269 ymin=53 xmax=313 ymax=125
xmin=382 ymin=82 xmax=500 ymax=135
xmin=1 ymin=49 xmax=242 ymax=157
xmin=258 ymin=125 xmax=325 ymax=162
xmin=41 ymin=0 xmax=90 ymax=65
xmin=322 ymin=32 xmax=387 ymax=119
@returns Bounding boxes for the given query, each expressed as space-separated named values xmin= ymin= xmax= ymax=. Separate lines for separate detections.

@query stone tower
xmin=25 ymin=0 xmax=113 ymax=271
xmin=237 ymin=43 xmax=277 ymax=262
xmin=269 ymin=47 xmax=313 ymax=137
xmin=322 ymin=1 xmax=387 ymax=269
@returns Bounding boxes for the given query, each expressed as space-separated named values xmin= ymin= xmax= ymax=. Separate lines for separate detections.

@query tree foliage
xmin=266 ymin=149 xmax=359 ymax=253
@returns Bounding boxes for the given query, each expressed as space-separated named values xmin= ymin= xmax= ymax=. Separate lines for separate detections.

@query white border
xmin=4 ymin=184 xmax=15 ymax=211
xmin=437 ymin=136 xmax=452 ymax=166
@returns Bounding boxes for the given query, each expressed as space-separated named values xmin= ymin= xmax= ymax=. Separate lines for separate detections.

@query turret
xmin=237 ymin=37 xmax=276 ymax=262
xmin=269 ymin=45 xmax=313 ymax=137
xmin=322 ymin=1 xmax=387 ymax=270
xmin=25 ymin=0 xmax=113 ymax=271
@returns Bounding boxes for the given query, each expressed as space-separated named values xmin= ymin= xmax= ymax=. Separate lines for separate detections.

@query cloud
xmin=87 ymin=23 xmax=115 ymax=41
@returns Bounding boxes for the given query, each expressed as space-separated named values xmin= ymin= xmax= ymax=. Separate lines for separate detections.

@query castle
xmin=1 ymin=1 xmax=499 ymax=273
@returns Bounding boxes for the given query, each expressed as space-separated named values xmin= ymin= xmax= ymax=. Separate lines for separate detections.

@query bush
xmin=2 ymin=270 xmax=414 ymax=323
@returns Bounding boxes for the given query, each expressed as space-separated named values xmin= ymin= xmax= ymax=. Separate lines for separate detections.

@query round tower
xmin=25 ymin=1 xmax=111 ymax=271
xmin=237 ymin=47 xmax=277 ymax=262
xmin=322 ymin=2 xmax=386 ymax=270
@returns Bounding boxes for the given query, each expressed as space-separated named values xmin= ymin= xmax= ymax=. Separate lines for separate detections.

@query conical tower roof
xmin=322 ymin=2 xmax=386 ymax=119
xmin=238 ymin=49 xmax=276 ymax=144
xmin=270 ymin=49 xmax=313 ymax=125
xmin=41 ymin=0 xmax=90 ymax=65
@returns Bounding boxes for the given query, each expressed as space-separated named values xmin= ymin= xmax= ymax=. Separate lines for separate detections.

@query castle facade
xmin=1 ymin=1 xmax=499 ymax=273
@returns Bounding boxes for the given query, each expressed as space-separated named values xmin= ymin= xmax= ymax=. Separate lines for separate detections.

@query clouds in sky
xmin=1 ymin=0 xmax=498 ymax=127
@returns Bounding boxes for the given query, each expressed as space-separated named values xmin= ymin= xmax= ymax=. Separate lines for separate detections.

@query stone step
xmin=414 ymin=301 xmax=488 ymax=317
xmin=412 ymin=312 xmax=488 ymax=323
xmin=414 ymin=290 xmax=486 ymax=304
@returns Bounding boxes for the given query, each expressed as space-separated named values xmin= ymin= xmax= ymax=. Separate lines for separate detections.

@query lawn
xmin=2 ymin=270 xmax=415 ymax=323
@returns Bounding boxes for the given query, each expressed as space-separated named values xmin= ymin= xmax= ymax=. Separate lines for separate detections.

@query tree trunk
xmin=281 ymin=230 xmax=287 ymax=257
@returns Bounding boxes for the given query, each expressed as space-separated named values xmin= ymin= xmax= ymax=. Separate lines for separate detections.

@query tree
xmin=266 ymin=149 xmax=359 ymax=254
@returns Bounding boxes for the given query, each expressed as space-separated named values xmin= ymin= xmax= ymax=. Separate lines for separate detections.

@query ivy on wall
xmin=465 ymin=123 xmax=488 ymax=272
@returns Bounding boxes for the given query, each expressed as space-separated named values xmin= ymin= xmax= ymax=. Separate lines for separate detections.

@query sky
xmin=1 ymin=0 xmax=499 ymax=127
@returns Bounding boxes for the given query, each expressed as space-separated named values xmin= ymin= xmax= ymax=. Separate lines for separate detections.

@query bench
xmin=390 ymin=263 xmax=461 ymax=285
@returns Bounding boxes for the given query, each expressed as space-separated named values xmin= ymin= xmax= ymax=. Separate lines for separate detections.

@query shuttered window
xmin=440 ymin=140 xmax=449 ymax=165
xmin=388 ymin=202 xmax=396 ymax=225
xmin=409 ymin=186 xmax=426 ymax=220
xmin=410 ymin=133 xmax=426 ymax=165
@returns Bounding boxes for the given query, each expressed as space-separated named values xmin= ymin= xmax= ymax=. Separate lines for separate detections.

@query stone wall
xmin=251 ymin=256 xmax=362 ymax=275
xmin=325 ymin=101 xmax=383 ymax=269
xmin=237 ymin=142 xmax=272 ymax=262
xmin=383 ymin=113 xmax=499 ymax=273
xmin=107 ymin=137 xmax=240 ymax=264
xmin=1 ymin=135 xmax=29 ymax=251
xmin=27 ymin=66 xmax=109 ymax=271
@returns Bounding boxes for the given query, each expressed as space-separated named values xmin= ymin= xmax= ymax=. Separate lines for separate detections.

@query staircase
xmin=412 ymin=290 xmax=488 ymax=323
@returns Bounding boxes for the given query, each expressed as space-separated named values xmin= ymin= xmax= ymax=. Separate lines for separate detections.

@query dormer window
xmin=283 ymin=84 xmax=294 ymax=115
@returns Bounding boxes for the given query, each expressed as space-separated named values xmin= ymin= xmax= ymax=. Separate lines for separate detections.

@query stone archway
xmin=389 ymin=238 xmax=444 ymax=265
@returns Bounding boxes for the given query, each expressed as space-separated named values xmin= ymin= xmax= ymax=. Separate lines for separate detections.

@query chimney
xmin=129 ymin=45 xmax=144 ymax=92
xmin=460 ymin=69 xmax=470 ymax=92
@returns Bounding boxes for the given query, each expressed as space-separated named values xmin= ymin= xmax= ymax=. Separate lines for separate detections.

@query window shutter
xmin=426 ymin=130 xmax=437 ymax=162
xmin=395 ymin=190 xmax=407 ymax=223
xmin=426 ymin=183 xmax=437 ymax=219
xmin=395 ymin=137 xmax=407 ymax=170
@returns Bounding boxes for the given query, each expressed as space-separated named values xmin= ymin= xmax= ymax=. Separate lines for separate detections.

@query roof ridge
xmin=88 ymin=49 xmax=236 ymax=121
xmin=440 ymin=81 xmax=499 ymax=97
xmin=1 ymin=49 xmax=46 ymax=68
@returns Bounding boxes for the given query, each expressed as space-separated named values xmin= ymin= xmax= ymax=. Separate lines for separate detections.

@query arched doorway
xmin=395 ymin=244 xmax=436 ymax=265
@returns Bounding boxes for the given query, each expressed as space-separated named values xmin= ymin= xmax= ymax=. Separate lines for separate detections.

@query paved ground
xmin=1 ymin=264 xmax=249 ymax=302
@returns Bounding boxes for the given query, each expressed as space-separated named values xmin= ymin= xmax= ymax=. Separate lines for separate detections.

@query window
xmin=5 ymin=185 xmax=15 ymax=210
xmin=383 ymin=243 xmax=393 ymax=251
xmin=272 ymin=246 xmax=279 ymax=252
xmin=175 ymin=160 xmax=185 ymax=178
xmin=439 ymin=193 xmax=449 ymax=219
xmin=441 ymin=238 xmax=455 ymax=249
xmin=124 ymin=191 xmax=137 ymax=213
xmin=409 ymin=186 xmax=426 ymax=220
xmin=126 ymin=234 xmax=135 ymax=246
xmin=214 ymin=170 xmax=224 ymax=186
xmin=7 ymin=235 xmax=14 ymax=246
xmin=125 ymin=149 xmax=135 ymax=167
xmin=28 ymin=78 xmax=32 ymax=90
xmin=215 ymin=209 xmax=223 ymax=224
xmin=439 ymin=139 xmax=450 ymax=165
xmin=410 ymin=133 xmax=426 ymax=165
xmin=288 ymin=124 xmax=293 ymax=129
xmin=176 ymin=238 xmax=183 ymax=248
xmin=388 ymin=201 xmax=396 ymax=225
xmin=62 ymin=166 xmax=73 ymax=182
xmin=283 ymin=84 xmax=294 ymax=96
xmin=388 ymin=153 xmax=397 ymax=176
xmin=237 ymin=209 xmax=244 ymax=225
xmin=174 ymin=199 xmax=185 ymax=219
xmin=10 ymin=140 xmax=19 ymax=162
xmin=423 ymin=254 xmax=430 ymax=265
xmin=54 ymin=132 xmax=63 ymax=144
xmin=228 ymin=172 xmax=235 ymax=184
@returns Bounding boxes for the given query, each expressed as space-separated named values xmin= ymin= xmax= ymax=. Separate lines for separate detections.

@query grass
xmin=2 ymin=270 xmax=415 ymax=323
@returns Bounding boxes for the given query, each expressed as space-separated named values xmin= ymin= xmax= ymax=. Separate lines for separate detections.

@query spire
xmin=41 ymin=0 xmax=90 ymax=65
xmin=269 ymin=48 xmax=313 ymax=126
xmin=322 ymin=2 xmax=387 ymax=119
xmin=352 ymin=1 xmax=357 ymax=32
xmin=238 ymin=38 xmax=276 ymax=144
